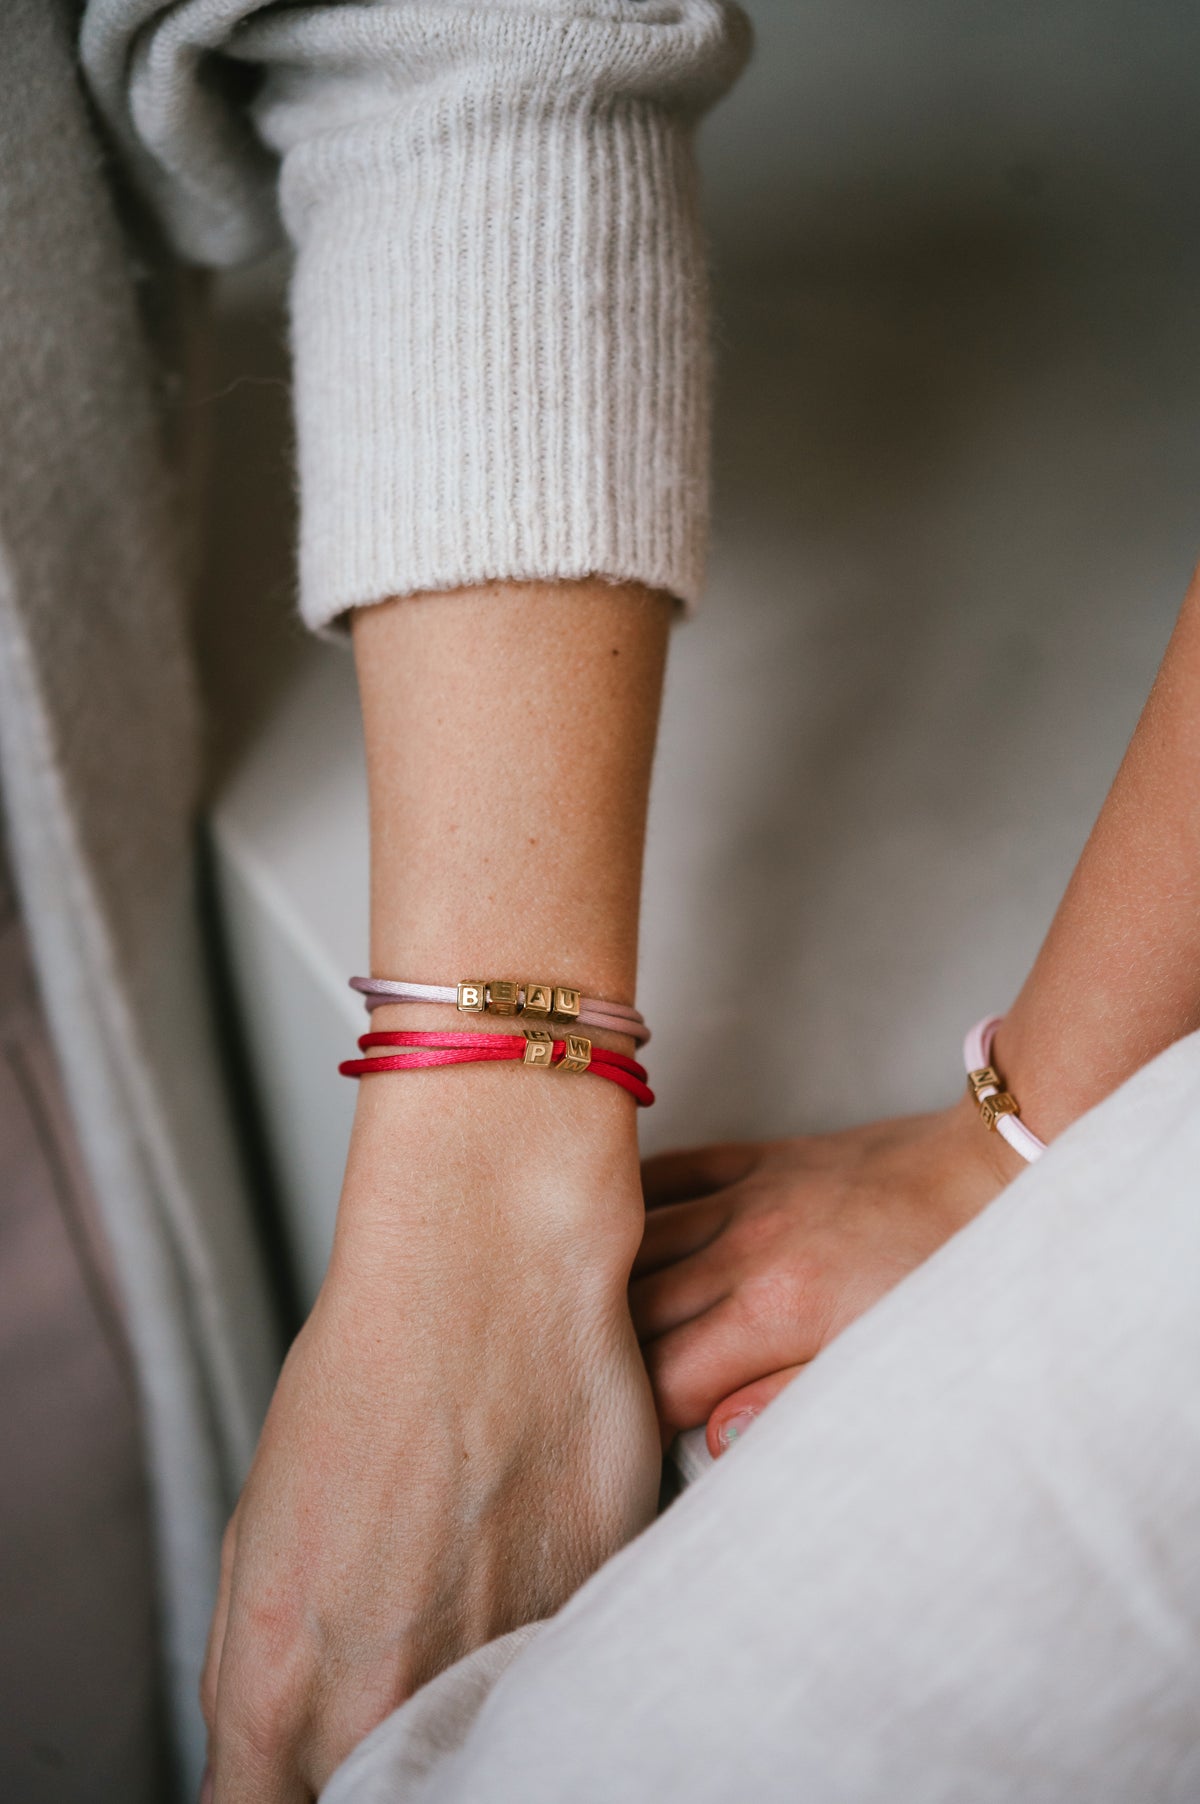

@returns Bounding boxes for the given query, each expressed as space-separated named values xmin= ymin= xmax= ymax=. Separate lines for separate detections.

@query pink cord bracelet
xmin=963 ymin=1016 xmax=1046 ymax=1163
xmin=349 ymin=975 xmax=650 ymax=1046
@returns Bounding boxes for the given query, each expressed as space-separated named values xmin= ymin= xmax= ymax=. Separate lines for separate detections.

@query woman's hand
xmin=631 ymin=1093 xmax=1022 ymax=1457
xmin=201 ymin=1067 xmax=659 ymax=1803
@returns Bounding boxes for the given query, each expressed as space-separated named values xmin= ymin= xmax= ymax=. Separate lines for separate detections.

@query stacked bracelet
xmin=349 ymin=976 xmax=650 ymax=1046
xmin=339 ymin=1029 xmax=654 ymax=1107
xmin=963 ymin=1016 xmax=1046 ymax=1163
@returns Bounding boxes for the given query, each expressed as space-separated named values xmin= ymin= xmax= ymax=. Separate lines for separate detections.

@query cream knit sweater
xmin=83 ymin=0 xmax=752 ymax=631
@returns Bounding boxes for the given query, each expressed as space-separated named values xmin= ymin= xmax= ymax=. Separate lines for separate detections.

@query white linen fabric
xmin=322 ymin=1029 xmax=1200 ymax=1802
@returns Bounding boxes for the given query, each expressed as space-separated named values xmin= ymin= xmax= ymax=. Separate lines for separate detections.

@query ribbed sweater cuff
xmin=283 ymin=98 xmax=713 ymax=632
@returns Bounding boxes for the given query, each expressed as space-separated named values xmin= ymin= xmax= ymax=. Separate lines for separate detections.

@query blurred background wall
xmin=198 ymin=1 xmax=1200 ymax=1304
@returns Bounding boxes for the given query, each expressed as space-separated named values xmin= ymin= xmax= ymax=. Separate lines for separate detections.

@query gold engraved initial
xmin=488 ymin=980 xmax=520 ymax=1015
xmin=979 ymin=1091 xmax=1018 ymax=1130
xmin=559 ymin=1034 xmax=592 ymax=1073
xmin=522 ymin=982 xmax=553 ymax=1017
xmin=553 ymin=987 xmax=581 ymax=1019
xmin=522 ymin=1029 xmax=554 ymax=1067
xmin=457 ymin=980 xmax=485 ymax=1012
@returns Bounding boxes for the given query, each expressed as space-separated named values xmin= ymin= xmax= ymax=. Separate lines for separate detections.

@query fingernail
xmin=198 ymin=1764 xmax=213 ymax=1804
xmin=717 ymin=1408 xmax=758 ymax=1450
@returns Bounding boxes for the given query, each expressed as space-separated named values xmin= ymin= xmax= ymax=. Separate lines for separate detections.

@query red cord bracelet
xmin=339 ymin=1029 xmax=655 ymax=1107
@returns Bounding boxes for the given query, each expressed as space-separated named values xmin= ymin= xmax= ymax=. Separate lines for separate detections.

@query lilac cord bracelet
xmin=350 ymin=976 xmax=650 ymax=1046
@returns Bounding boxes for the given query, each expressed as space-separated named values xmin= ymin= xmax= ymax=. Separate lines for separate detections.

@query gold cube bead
xmin=487 ymin=980 xmax=521 ymax=1015
xmin=522 ymin=982 xmax=554 ymax=1017
xmin=979 ymin=1090 xmax=1019 ymax=1130
xmin=559 ymin=1034 xmax=592 ymax=1074
xmin=968 ymin=1065 xmax=1001 ymax=1100
xmin=457 ymin=980 xmax=486 ymax=1013
xmin=553 ymin=987 xmax=581 ymax=1020
xmin=522 ymin=1029 xmax=554 ymax=1067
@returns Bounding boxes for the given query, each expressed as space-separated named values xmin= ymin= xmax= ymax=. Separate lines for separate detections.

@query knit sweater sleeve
xmin=80 ymin=1 xmax=751 ymax=632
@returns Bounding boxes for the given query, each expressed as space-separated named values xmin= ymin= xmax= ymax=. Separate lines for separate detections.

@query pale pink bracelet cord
xmin=350 ymin=977 xmax=651 ymax=1046
xmin=963 ymin=1015 xmax=1047 ymax=1163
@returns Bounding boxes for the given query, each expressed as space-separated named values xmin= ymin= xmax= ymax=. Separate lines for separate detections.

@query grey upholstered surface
xmin=0 ymin=873 xmax=166 ymax=1803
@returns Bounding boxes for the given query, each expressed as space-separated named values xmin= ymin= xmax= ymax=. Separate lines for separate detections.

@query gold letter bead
xmin=553 ymin=986 xmax=581 ymax=1020
xmin=979 ymin=1091 xmax=1019 ymax=1130
xmin=559 ymin=1034 xmax=592 ymax=1074
xmin=487 ymin=979 xmax=521 ymax=1015
xmin=457 ymin=980 xmax=485 ymax=1012
xmin=522 ymin=1029 xmax=554 ymax=1067
xmin=522 ymin=982 xmax=554 ymax=1017
xmin=968 ymin=1065 xmax=1001 ymax=1100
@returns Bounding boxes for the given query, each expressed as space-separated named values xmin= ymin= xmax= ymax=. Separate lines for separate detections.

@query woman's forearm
xmin=335 ymin=576 xmax=673 ymax=1257
xmin=352 ymin=578 xmax=671 ymax=1001
xmin=996 ymin=570 xmax=1200 ymax=1137
xmin=202 ymin=581 xmax=673 ymax=1801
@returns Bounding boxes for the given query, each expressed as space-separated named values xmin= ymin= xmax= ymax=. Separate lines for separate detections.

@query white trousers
xmin=325 ymin=1031 xmax=1200 ymax=1804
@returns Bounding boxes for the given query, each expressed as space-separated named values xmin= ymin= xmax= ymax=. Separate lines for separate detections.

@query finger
xmin=212 ymin=1627 xmax=312 ymax=1804
xmin=640 ymin=1143 xmax=758 ymax=1210
xmin=706 ymin=1365 xmax=805 ymax=1460
xmin=645 ymin=1280 xmax=824 ymax=1438
xmin=200 ymin=1508 xmax=240 ymax=1738
xmin=629 ymin=1243 xmax=730 ymax=1340
xmin=211 ymin=1518 xmax=312 ymax=1804
xmin=640 ymin=1296 xmax=770 ymax=1438
xmin=632 ymin=1194 xmax=729 ymax=1278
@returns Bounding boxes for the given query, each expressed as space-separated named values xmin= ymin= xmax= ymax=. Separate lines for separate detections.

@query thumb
xmin=706 ymin=1365 xmax=804 ymax=1460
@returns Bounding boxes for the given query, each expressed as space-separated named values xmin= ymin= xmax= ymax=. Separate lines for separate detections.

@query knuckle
xmin=739 ymin=1256 xmax=824 ymax=1332
xmin=215 ymin=1601 xmax=315 ymax=1766
xmin=226 ymin=1667 xmax=305 ymax=1768
xmin=729 ymin=1203 xmax=787 ymax=1254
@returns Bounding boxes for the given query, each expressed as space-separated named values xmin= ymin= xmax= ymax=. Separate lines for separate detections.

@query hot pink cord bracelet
xmin=340 ymin=1029 xmax=655 ymax=1107
xmin=349 ymin=975 xmax=650 ymax=1045
xmin=963 ymin=1015 xmax=1046 ymax=1163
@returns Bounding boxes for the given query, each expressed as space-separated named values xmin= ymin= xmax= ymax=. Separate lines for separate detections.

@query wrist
xmin=946 ymin=1085 xmax=1029 ymax=1190
xmin=987 ymin=1009 xmax=1101 ymax=1145
xmin=332 ymin=1056 xmax=644 ymax=1274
